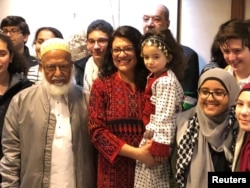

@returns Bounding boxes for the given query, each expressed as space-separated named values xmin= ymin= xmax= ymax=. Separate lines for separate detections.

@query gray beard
xmin=41 ymin=69 xmax=74 ymax=96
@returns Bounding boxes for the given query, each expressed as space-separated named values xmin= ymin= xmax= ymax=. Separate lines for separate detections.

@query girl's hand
xmin=138 ymin=139 xmax=161 ymax=167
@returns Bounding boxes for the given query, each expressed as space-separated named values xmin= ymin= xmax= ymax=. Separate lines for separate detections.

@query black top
xmin=74 ymin=55 xmax=91 ymax=87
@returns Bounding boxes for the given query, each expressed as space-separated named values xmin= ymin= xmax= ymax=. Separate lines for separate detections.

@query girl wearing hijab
xmin=233 ymin=82 xmax=250 ymax=172
xmin=171 ymin=68 xmax=240 ymax=188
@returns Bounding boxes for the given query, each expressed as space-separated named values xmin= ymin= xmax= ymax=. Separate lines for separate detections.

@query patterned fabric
xmin=176 ymin=114 xmax=199 ymax=188
xmin=175 ymin=107 xmax=238 ymax=188
xmin=88 ymin=72 xmax=145 ymax=188
xmin=27 ymin=65 xmax=42 ymax=84
xmin=134 ymin=70 xmax=184 ymax=188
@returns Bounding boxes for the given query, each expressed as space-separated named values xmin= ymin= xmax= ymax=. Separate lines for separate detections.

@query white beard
xmin=41 ymin=68 xmax=75 ymax=96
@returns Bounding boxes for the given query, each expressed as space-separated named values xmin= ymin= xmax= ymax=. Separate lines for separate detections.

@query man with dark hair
xmin=143 ymin=4 xmax=200 ymax=110
xmin=0 ymin=15 xmax=38 ymax=68
xmin=74 ymin=19 xmax=113 ymax=90
xmin=211 ymin=19 xmax=250 ymax=89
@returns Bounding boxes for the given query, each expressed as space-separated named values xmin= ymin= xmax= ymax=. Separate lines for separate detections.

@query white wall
xmin=0 ymin=0 xmax=118 ymax=55
xmin=0 ymin=0 xmax=249 ymax=71
xmin=0 ymin=0 xmax=178 ymax=55
xmin=180 ymin=0 xmax=231 ymax=71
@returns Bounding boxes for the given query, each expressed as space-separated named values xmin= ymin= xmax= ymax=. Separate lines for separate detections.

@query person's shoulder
xmin=177 ymin=107 xmax=196 ymax=123
xmin=72 ymin=84 xmax=84 ymax=92
xmin=19 ymin=83 xmax=38 ymax=93
xmin=91 ymin=77 xmax=107 ymax=88
xmin=99 ymin=73 xmax=115 ymax=82
xmin=11 ymin=73 xmax=33 ymax=87
xmin=154 ymin=71 xmax=180 ymax=90
xmin=175 ymin=107 xmax=196 ymax=140
xmin=21 ymin=78 xmax=34 ymax=88
xmin=91 ymin=74 xmax=116 ymax=91
xmin=180 ymin=45 xmax=199 ymax=65
xmin=26 ymin=50 xmax=39 ymax=66
xmin=74 ymin=55 xmax=91 ymax=68
xmin=166 ymin=69 xmax=180 ymax=81
xmin=70 ymin=84 xmax=90 ymax=103
xmin=181 ymin=44 xmax=197 ymax=53
xmin=11 ymin=84 xmax=38 ymax=104
xmin=224 ymin=65 xmax=230 ymax=71
xmin=71 ymin=84 xmax=90 ymax=96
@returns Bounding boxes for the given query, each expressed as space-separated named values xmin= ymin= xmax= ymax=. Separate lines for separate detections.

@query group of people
xmin=0 ymin=2 xmax=249 ymax=188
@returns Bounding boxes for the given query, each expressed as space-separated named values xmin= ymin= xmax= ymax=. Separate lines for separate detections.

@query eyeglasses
xmin=42 ymin=63 xmax=72 ymax=72
xmin=198 ymin=89 xmax=228 ymax=101
xmin=112 ymin=46 xmax=134 ymax=55
xmin=1 ymin=28 xmax=21 ymax=35
xmin=87 ymin=38 xmax=108 ymax=46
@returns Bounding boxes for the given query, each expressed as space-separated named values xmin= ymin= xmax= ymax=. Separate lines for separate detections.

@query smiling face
xmin=40 ymin=49 xmax=73 ymax=96
xmin=220 ymin=38 xmax=250 ymax=79
xmin=236 ymin=90 xmax=250 ymax=132
xmin=111 ymin=37 xmax=137 ymax=75
xmin=198 ymin=79 xmax=229 ymax=117
xmin=0 ymin=39 xmax=12 ymax=76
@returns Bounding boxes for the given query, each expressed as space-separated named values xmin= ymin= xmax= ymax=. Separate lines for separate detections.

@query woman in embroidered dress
xmin=134 ymin=30 xmax=184 ymax=188
xmin=170 ymin=68 xmax=240 ymax=188
xmin=88 ymin=25 xmax=157 ymax=188
xmin=233 ymin=82 xmax=250 ymax=172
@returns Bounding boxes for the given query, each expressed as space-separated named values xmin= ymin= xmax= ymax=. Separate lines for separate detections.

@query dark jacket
xmin=180 ymin=45 xmax=199 ymax=100
xmin=74 ymin=55 xmax=91 ymax=86
xmin=24 ymin=46 xmax=38 ymax=68
xmin=0 ymin=73 xmax=33 ymax=158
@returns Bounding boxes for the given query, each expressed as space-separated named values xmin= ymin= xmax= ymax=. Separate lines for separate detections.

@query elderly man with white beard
xmin=0 ymin=38 xmax=96 ymax=188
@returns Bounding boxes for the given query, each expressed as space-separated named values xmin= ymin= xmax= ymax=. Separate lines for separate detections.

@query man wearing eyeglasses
xmin=0 ymin=16 xmax=38 ymax=68
xmin=74 ymin=19 xmax=113 ymax=91
xmin=0 ymin=38 xmax=96 ymax=188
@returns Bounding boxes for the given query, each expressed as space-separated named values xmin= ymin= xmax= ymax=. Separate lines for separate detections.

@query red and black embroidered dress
xmin=88 ymin=72 xmax=145 ymax=188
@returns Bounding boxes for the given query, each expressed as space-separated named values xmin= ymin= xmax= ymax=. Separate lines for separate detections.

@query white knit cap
xmin=40 ymin=38 xmax=70 ymax=57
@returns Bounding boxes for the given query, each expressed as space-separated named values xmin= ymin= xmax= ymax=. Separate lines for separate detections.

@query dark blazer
xmin=180 ymin=45 xmax=199 ymax=99
xmin=74 ymin=55 xmax=91 ymax=87
xmin=23 ymin=46 xmax=38 ymax=68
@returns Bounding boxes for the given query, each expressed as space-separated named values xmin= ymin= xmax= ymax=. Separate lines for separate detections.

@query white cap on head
xmin=40 ymin=38 xmax=70 ymax=57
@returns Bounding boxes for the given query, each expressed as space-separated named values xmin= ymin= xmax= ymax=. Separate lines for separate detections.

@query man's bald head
xmin=142 ymin=4 xmax=170 ymax=34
